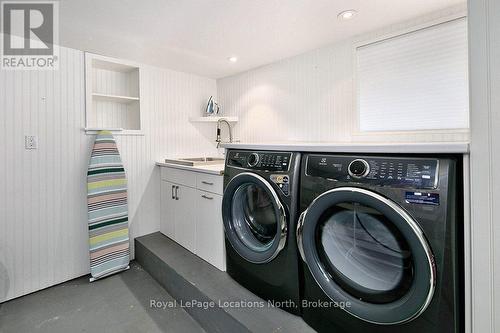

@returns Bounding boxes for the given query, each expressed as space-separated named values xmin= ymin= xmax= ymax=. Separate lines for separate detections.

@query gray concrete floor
xmin=0 ymin=262 xmax=206 ymax=333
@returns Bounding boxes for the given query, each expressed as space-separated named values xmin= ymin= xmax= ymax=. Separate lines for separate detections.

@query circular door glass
xmin=316 ymin=202 xmax=414 ymax=304
xmin=299 ymin=187 xmax=435 ymax=324
xmin=222 ymin=172 xmax=287 ymax=264
xmin=231 ymin=183 xmax=278 ymax=251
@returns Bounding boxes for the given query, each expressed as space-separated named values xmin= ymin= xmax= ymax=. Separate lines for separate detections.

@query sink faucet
xmin=216 ymin=119 xmax=233 ymax=148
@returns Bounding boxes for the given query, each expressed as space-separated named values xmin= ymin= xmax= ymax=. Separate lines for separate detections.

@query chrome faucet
xmin=216 ymin=118 xmax=233 ymax=148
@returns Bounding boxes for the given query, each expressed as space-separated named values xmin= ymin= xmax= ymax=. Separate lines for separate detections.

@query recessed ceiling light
xmin=338 ymin=10 xmax=357 ymax=20
xmin=228 ymin=56 xmax=238 ymax=63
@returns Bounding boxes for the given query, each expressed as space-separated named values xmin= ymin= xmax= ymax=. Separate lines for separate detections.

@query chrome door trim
xmin=296 ymin=210 xmax=307 ymax=262
xmin=223 ymin=172 xmax=288 ymax=264
xmin=299 ymin=186 xmax=436 ymax=325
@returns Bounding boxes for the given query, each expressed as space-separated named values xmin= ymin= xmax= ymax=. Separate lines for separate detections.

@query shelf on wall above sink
xmin=92 ymin=93 xmax=140 ymax=103
xmin=189 ymin=116 xmax=238 ymax=123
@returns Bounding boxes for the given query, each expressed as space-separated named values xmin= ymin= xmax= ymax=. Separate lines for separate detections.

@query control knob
xmin=247 ymin=153 xmax=260 ymax=167
xmin=348 ymin=159 xmax=370 ymax=178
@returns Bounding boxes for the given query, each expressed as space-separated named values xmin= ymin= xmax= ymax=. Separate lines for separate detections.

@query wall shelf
xmin=92 ymin=93 xmax=139 ymax=103
xmin=84 ymin=128 xmax=144 ymax=136
xmin=84 ymin=127 xmax=123 ymax=132
xmin=85 ymin=53 xmax=142 ymax=135
xmin=189 ymin=116 xmax=238 ymax=123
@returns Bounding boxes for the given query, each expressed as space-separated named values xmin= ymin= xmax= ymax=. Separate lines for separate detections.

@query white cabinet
xmin=174 ymin=184 xmax=198 ymax=252
xmin=196 ymin=173 xmax=223 ymax=194
xmin=161 ymin=167 xmax=196 ymax=188
xmin=196 ymin=191 xmax=225 ymax=271
xmin=160 ymin=181 xmax=176 ymax=238
xmin=160 ymin=166 xmax=226 ymax=271
xmin=160 ymin=181 xmax=198 ymax=253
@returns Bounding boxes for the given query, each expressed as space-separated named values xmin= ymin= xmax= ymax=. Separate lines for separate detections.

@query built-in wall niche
xmin=84 ymin=53 xmax=142 ymax=135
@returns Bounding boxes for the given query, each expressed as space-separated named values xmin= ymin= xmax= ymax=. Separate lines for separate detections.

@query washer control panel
xmin=306 ymin=155 xmax=439 ymax=189
xmin=227 ymin=151 xmax=292 ymax=172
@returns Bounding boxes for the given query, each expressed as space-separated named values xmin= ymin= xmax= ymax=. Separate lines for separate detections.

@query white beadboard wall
xmin=217 ymin=4 xmax=470 ymax=144
xmin=218 ymin=40 xmax=353 ymax=143
xmin=0 ymin=45 xmax=218 ymax=302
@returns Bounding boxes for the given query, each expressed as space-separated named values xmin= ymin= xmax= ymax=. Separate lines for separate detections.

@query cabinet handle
xmin=175 ymin=186 xmax=179 ymax=200
xmin=201 ymin=181 xmax=214 ymax=185
xmin=171 ymin=185 xmax=175 ymax=199
xmin=201 ymin=194 xmax=214 ymax=200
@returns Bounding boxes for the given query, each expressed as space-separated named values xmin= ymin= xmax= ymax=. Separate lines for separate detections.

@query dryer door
xmin=297 ymin=187 xmax=435 ymax=325
xmin=222 ymin=172 xmax=287 ymax=264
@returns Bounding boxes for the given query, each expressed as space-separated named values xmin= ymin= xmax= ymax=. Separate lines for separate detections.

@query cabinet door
xmin=196 ymin=190 xmax=226 ymax=271
xmin=160 ymin=181 xmax=176 ymax=239
xmin=174 ymin=184 xmax=198 ymax=253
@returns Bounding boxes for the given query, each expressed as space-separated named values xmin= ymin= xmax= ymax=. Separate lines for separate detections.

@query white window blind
xmin=357 ymin=17 xmax=469 ymax=132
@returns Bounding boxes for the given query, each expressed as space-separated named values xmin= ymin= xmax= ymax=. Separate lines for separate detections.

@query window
xmin=356 ymin=17 xmax=469 ymax=132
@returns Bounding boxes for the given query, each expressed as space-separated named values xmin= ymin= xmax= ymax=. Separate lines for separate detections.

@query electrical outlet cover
xmin=25 ymin=135 xmax=37 ymax=149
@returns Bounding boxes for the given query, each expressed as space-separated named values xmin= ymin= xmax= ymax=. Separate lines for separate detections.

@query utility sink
xmin=164 ymin=157 xmax=225 ymax=166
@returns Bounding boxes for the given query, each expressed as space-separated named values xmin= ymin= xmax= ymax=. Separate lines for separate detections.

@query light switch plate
xmin=25 ymin=135 xmax=37 ymax=149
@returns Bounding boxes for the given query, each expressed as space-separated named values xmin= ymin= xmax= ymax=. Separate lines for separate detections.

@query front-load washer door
xmin=297 ymin=187 xmax=435 ymax=325
xmin=222 ymin=172 xmax=287 ymax=264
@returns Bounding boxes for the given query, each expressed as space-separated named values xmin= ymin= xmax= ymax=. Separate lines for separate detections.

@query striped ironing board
xmin=87 ymin=131 xmax=129 ymax=281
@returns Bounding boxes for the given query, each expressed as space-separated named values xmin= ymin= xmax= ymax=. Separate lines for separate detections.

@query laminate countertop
xmin=156 ymin=162 xmax=225 ymax=176
xmin=220 ymin=141 xmax=470 ymax=154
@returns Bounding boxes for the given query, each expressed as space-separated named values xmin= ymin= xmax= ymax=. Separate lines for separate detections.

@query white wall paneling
xmin=468 ymin=0 xmax=500 ymax=332
xmin=0 ymin=47 xmax=89 ymax=303
xmin=217 ymin=4 xmax=469 ymax=144
xmin=217 ymin=40 xmax=354 ymax=143
xmin=0 ymin=45 xmax=217 ymax=302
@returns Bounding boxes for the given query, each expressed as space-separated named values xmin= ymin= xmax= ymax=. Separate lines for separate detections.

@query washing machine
xmin=297 ymin=154 xmax=463 ymax=333
xmin=222 ymin=150 xmax=301 ymax=315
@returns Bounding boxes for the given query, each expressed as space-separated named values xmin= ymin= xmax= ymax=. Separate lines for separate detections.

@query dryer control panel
xmin=227 ymin=151 xmax=292 ymax=172
xmin=306 ymin=155 xmax=439 ymax=189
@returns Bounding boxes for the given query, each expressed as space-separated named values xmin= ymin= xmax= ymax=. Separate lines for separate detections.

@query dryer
xmin=297 ymin=154 xmax=462 ymax=332
xmin=222 ymin=150 xmax=301 ymax=315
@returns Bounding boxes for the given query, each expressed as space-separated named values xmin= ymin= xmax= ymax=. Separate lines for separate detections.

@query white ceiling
xmin=59 ymin=0 xmax=465 ymax=78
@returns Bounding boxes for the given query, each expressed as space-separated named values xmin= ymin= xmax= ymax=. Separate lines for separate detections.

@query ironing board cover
xmin=87 ymin=131 xmax=129 ymax=281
